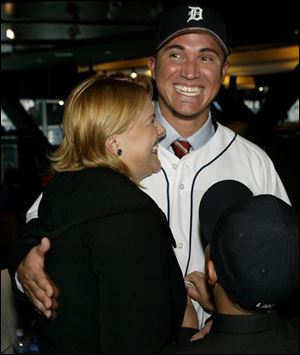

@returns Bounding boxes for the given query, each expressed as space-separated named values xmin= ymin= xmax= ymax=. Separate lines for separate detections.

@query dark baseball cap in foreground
xmin=199 ymin=180 xmax=299 ymax=310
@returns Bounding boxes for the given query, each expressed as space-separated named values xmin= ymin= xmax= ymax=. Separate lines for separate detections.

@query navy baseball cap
xmin=199 ymin=180 xmax=253 ymax=244
xmin=155 ymin=3 xmax=230 ymax=55
xmin=200 ymin=180 xmax=299 ymax=310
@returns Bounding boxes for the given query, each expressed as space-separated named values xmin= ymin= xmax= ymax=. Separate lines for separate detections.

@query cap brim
xmin=199 ymin=180 xmax=253 ymax=243
xmin=156 ymin=28 xmax=230 ymax=56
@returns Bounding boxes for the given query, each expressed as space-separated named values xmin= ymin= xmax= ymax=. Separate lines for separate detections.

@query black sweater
xmin=10 ymin=167 xmax=187 ymax=354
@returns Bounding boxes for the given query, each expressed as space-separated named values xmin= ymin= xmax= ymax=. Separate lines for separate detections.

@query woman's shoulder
xmin=45 ymin=167 xmax=161 ymax=214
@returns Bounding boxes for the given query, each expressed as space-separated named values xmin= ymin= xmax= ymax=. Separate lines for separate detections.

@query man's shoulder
xmin=217 ymin=123 xmax=268 ymax=156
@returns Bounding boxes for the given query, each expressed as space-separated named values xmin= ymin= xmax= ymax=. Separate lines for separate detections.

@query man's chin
xmin=171 ymin=107 xmax=202 ymax=120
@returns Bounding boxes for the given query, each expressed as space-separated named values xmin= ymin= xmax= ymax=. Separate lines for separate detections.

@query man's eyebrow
xmin=198 ymin=47 xmax=222 ymax=57
xmin=163 ymin=44 xmax=222 ymax=57
xmin=163 ymin=44 xmax=185 ymax=51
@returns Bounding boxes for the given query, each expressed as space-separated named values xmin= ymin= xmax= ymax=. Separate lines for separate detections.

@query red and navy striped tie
xmin=171 ymin=140 xmax=191 ymax=159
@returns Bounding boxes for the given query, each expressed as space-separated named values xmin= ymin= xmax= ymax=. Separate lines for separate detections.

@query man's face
xmin=149 ymin=32 xmax=228 ymax=121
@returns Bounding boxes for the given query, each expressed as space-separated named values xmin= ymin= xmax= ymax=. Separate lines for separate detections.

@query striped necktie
xmin=171 ymin=140 xmax=191 ymax=159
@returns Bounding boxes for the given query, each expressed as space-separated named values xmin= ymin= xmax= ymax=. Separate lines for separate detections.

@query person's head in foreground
xmin=199 ymin=180 xmax=299 ymax=314
xmin=49 ymin=73 xmax=165 ymax=184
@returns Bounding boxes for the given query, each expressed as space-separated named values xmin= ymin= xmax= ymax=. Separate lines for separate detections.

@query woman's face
xmin=117 ymin=97 xmax=166 ymax=183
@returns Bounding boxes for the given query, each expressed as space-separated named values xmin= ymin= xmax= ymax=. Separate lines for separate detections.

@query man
xmin=164 ymin=180 xmax=299 ymax=353
xmin=8 ymin=3 xmax=290 ymax=329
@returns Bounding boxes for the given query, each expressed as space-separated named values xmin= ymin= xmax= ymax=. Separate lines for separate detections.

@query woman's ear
xmin=105 ymin=135 xmax=118 ymax=155
xmin=207 ymin=259 xmax=218 ymax=286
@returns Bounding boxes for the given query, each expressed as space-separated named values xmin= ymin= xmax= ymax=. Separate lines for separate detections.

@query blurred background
xmin=1 ymin=1 xmax=299 ymax=352
xmin=1 ymin=0 xmax=299 ymax=259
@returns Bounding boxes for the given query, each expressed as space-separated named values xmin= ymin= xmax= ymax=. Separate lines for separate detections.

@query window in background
xmin=286 ymin=99 xmax=299 ymax=123
xmin=243 ymin=99 xmax=262 ymax=114
xmin=19 ymin=99 xmax=64 ymax=146
xmin=1 ymin=109 xmax=16 ymax=132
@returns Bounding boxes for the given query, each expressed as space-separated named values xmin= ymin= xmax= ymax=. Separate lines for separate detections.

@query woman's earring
xmin=117 ymin=149 xmax=122 ymax=156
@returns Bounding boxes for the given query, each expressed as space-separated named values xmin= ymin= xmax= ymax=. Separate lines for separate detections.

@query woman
xmin=35 ymin=74 xmax=186 ymax=353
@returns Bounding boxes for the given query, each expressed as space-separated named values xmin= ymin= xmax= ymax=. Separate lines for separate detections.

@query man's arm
xmin=6 ymin=214 xmax=57 ymax=319
xmin=25 ymin=194 xmax=42 ymax=223
xmin=16 ymin=237 xmax=58 ymax=319
xmin=184 ymin=272 xmax=215 ymax=341
xmin=181 ymin=294 xmax=198 ymax=329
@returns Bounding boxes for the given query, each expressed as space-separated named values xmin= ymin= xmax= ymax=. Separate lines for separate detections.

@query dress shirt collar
xmin=155 ymin=102 xmax=215 ymax=152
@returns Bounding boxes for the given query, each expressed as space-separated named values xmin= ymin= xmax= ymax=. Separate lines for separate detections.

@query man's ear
xmin=207 ymin=259 xmax=218 ymax=286
xmin=105 ymin=135 xmax=118 ymax=155
xmin=221 ymin=61 xmax=229 ymax=82
xmin=147 ymin=56 xmax=156 ymax=80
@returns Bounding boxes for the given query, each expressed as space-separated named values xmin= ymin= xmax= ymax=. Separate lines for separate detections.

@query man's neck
xmin=159 ymin=101 xmax=210 ymax=138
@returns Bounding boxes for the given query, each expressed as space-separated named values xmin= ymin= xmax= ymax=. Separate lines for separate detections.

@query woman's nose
xmin=156 ymin=121 xmax=166 ymax=139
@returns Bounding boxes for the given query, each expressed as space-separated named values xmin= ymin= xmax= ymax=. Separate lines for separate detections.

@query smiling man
xmin=142 ymin=2 xmax=290 ymax=328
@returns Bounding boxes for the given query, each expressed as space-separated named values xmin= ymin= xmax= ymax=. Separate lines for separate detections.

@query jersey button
xmin=177 ymin=242 xmax=184 ymax=249
xmin=179 ymin=184 xmax=185 ymax=190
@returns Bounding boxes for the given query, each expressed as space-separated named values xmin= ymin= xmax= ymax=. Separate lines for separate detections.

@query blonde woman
xmin=15 ymin=75 xmax=186 ymax=353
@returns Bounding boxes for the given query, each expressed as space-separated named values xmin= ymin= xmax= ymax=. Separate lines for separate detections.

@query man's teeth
xmin=175 ymin=85 xmax=201 ymax=96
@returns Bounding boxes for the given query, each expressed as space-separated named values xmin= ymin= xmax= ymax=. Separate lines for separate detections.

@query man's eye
xmin=202 ymin=56 xmax=213 ymax=62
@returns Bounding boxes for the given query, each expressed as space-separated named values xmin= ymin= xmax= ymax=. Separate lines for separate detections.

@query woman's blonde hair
xmin=50 ymin=73 xmax=152 ymax=178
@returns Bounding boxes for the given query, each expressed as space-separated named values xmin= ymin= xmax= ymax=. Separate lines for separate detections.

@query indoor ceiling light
xmin=130 ymin=70 xmax=137 ymax=79
xmin=6 ymin=28 xmax=15 ymax=40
